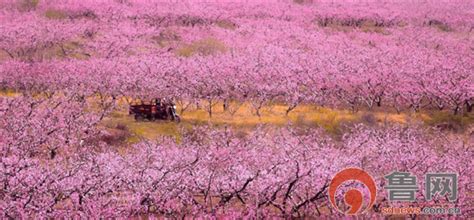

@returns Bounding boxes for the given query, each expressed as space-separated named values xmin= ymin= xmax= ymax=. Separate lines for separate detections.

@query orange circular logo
xmin=328 ymin=168 xmax=377 ymax=215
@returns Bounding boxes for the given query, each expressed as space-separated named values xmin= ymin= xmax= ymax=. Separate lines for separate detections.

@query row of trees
xmin=7 ymin=0 xmax=472 ymax=31
xmin=2 ymin=0 xmax=472 ymax=61
xmin=2 ymin=46 xmax=472 ymax=115
xmin=1 ymin=0 xmax=472 ymax=116
xmin=1 ymin=93 xmax=472 ymax=218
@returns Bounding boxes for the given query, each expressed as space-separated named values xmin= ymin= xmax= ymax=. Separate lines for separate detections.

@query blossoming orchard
xmin=0 ymin=0 xmax=473 ymax=218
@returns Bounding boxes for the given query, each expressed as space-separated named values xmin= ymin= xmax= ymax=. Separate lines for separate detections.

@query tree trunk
xmin=466 ymin=101 xmax=472 ymax=113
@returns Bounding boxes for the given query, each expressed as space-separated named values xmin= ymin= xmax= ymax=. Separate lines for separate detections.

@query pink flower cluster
xmin=1 ymin=95 xmax=472 ymax=218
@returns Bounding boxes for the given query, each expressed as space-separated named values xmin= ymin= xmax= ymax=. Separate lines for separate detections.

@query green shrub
xmin=176 ymin=38 xmax=227 ymax=57
xmin=18 ymin=0 xmax=39 ymax=11
xmin=45 ymin=8 xmax=67 ymax=19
